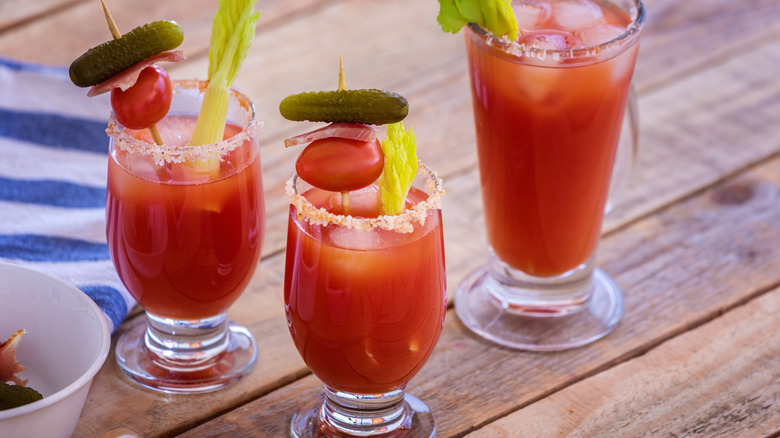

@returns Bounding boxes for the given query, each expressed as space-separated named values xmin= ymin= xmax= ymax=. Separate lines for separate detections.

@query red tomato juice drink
xmin=107 ymin=116 xmax=263 ymax=320
xmin=107 ymin=80 xmax=265 ymax=392
xmin=284 ymin=164 xmax=445 ymax=434
xmin=455 ymin=0 xmax=645 ymax=351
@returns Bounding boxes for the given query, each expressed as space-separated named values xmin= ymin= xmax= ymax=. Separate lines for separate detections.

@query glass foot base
xmin=455 ymin=267 xmax=623 ymax=351
xmin=291 ymin=393 xmax=436 ymax=437
xmin=115 ymin=317 xmax=257 ymax=393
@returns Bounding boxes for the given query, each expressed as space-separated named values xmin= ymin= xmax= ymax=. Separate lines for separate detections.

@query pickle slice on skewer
xmin=69 ymin=20 xmax=184 ymax=87
xmin=280 ymin=89 xmax=409 ymax=125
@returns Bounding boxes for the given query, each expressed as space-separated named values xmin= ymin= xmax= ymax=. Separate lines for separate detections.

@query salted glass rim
xmin=286 ymin=161 xmax=444 ymax=234
xmin=467 ymin=0 xmax=645 ymax=61
xmin=107 ymin=79 xmax=261 ymax=165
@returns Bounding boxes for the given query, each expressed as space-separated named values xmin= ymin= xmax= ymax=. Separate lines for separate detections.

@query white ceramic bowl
xmin=0 ymin=263 xmax=111 ymax=438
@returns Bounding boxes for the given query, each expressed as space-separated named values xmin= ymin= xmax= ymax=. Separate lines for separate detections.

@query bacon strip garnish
xmin=87 ymin=50 xmax=185 ymax=97
xmin=284 ymin=122 xmax=378 ymax=148
xmin=0 ymin=330 xmax=28 ymax=386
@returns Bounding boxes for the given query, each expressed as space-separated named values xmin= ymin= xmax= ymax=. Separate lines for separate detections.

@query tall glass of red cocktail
xmin=455 ymin=0 xmax=645 ymax=350
xmin=107 ymin=80 xmax=265 ymax=392
xmin=285 ymin=164 xmax=445 ymax=437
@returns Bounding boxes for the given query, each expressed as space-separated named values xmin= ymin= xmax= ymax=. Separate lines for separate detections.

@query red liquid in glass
xmin=106 ymin=115 xmax=265 ymax=320
xmin=284 ymin=186 xmax=446 ymax=394
xmin=466 ymin=0 xmax=639 ymax=276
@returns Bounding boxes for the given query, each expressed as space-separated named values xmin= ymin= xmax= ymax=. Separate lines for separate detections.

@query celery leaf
xmin=436 ymin=0 xmax=518 ymax=41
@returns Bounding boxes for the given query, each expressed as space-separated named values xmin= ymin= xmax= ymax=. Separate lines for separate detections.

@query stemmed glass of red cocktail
xmin=285 ymin=163 xmax=445 ymax=437
xmin=107 ymin=79 xmax=265 ymax=392
xmin=454 ymin=0 xmax=645 ymax=350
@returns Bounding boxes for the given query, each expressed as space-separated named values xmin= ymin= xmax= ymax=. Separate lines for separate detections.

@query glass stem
xmin=485 ymin=248 xmax=597 ymax=317
xmin=320 ymin=388 xmax=411 ymax=435
xmin=144 ymin=313 xmax=230 ymax=365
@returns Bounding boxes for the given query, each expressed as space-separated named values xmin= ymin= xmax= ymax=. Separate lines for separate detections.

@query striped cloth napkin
xmin=0 ymin=57 xmax=135 ymax=332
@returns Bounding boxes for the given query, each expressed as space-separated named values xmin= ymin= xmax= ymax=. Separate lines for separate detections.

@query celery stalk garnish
xmin=437 ymin=0 xmax=518 ymax=41
xmin=378 ymin=122 xmax=418 ymax=216
xmin=188 ymin=0 xmax=260 ymax=157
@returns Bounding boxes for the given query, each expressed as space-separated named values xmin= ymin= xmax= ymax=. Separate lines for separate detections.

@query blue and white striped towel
xmin=0 ymin=57 xmax=135 ymax=332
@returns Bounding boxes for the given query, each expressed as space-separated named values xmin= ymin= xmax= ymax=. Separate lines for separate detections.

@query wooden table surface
xmin=2 ymin=0 xmax=779 ymax=436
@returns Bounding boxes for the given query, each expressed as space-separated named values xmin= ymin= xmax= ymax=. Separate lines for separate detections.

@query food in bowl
xmin=1 ymin=330 xmax=44 ymax=410
xmin=0 ymin=263 xmax=111 ymax=438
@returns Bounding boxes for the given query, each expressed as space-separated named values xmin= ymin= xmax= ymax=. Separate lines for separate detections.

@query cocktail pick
xmin=337 ymin=55 xmax=351 ymax=214
xmin=100 ymin=0 xmax=164 ymax=145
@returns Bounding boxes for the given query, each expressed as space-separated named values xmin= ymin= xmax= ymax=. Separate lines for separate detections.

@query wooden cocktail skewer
xmin=338 ymin=55 xmax=351 ymax=214
xmin=100 ymin=0 xmax=121 ymax=39
xmin=100 ymin=0 xmax=164 ymax=145
xmin=338 ymin=54 xmax=347 ymax=91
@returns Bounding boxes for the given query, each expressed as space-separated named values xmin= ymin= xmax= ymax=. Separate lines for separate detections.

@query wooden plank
xmin=603 ymin=36 xmax=780 ymax=232
xmin=0 ymin=0 xmax=326 ymax=66
xmin=176 ymin=144 xmax=780 ymax=438
xmin=465 ymin=288 xmax=780 ymax=438
xmin=635 ymin=0 xmax=780 ymax=92
xmin=0 ymin=0 xmax=218 ymax=66
xmin=0 ymin=0 xmax=85 ymax=33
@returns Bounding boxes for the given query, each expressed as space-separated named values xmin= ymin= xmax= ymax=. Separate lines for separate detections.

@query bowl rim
xmin=0 ymin=262 xmax=111 ymax=419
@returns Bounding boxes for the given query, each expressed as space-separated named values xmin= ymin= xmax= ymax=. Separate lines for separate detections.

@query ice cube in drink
xmin=517 ymin=29 xmax=578 ymax=51
xmin=512 ymin=0 xmax=552 ymax=30
xmin=552 ymin=0 xmax=606 ymax=32
xmin=576 ymin=23 xmax=627 ymax=47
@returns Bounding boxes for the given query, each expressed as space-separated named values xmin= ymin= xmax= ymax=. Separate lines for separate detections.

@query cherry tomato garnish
xmin=110 ymin=65 xmax=172 ymax=129
xmin=296 ymin=138 xmax=384 ymax=192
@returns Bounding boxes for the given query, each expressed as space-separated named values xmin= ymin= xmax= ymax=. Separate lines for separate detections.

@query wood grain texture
xmin=466 ymin=288 xmax=780 ymax=438
xmin=0 ymin=0 xmax=326 ymax=66
xmin=635 ymin=0 xmax=780 ymax=92
xmin=603 ymin=38 xmax=780 ymax=233
xmin=0 ymin=0 xmax=84 ymax=33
